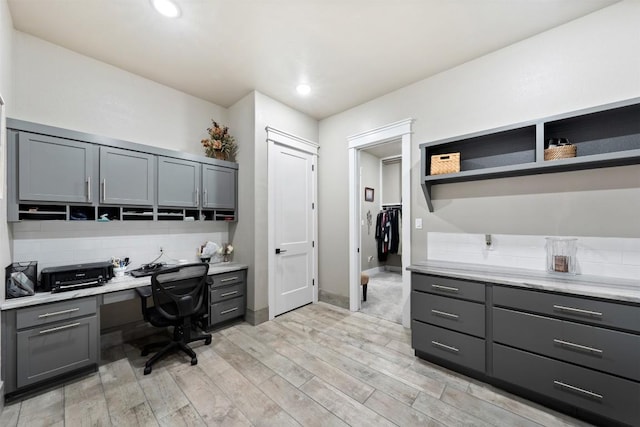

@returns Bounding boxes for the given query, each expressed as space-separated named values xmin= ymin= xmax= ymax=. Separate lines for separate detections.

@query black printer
xmin=40 ymin=261 xmax=114 ymax=293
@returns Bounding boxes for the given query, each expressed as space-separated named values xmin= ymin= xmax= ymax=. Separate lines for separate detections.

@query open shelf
xmin=18 ymin=204 xmax=67 ymax=221
xmin=420 ymin=98 xmax=640 ymax=211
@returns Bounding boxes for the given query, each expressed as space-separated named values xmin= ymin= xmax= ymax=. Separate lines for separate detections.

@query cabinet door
xmin=202 ymin=164 xmax=236 ymax=209
xmin=18 ymin=132 xmax=95 ymax=203
xmin=16 ymin=315 xmax=98 ymax=388
xmin=158 ymin=157 xmax=200 ymax=207
xmin=99 ymin=146 xmax=155 ymax=205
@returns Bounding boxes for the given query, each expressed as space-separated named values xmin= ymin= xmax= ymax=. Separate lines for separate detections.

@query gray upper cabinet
xmin=99 ymin=146 xmax=155 ymax=206
xmin=202 ymin=164 xmax=236 ymax=209
xmin=7 ymin=119 xmax=239 ymax=221
xmin=18 ymin=132 xmax=95 ymax=203
xmin=157 ymin=157 xmax=200 ymax=207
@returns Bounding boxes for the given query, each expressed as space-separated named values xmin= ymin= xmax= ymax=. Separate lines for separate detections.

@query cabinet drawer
xmin=493 ymin=344 xmax=640 ymax=427
xmin=494 ymin=307 xmax=640 ymax=381
xmin=494 ymin=286 xmax=640 ymax=333
xmin=210 ymin=270 xmax=245 ymax=288
xmin=412 ymin=320 xmax=485 ymax=373
xmin=412 ymin=273 xmax=485 ymax=302
xmin=209 ymin=296 xmax=245 ymax=326
xmin=16 ymin=297 xmax=97 ymax=329
xmin=412 ymin=292 xmax=485 ymax=338
xmin=16 ymin=315 xmax=98 ymax=388
xmin=210 ymin=282 xmax=245 ymax=304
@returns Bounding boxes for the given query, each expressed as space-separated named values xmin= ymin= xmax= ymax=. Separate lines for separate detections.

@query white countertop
xmin=1 ymin=262 xmax=248 ymax=311
xmin=408 ymin=261 xmax=640 ymax=304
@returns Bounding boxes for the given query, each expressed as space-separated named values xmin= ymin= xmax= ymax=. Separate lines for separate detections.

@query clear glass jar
xmin=546 ymin=237 xmax=578 ymax=274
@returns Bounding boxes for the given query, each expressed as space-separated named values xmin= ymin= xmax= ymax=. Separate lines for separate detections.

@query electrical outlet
xmin=160 ymin=247 xmax=164 ymax=254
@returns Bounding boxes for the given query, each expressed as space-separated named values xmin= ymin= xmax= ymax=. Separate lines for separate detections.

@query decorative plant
xmin=218 ymin=243 xmax=234 ymax=262
xmin=201 ymin=120 xmax=238 ymax=161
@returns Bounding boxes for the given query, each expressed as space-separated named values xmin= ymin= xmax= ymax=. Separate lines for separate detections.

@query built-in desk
xmin=1 ymin=262 xmax=248 ymax=400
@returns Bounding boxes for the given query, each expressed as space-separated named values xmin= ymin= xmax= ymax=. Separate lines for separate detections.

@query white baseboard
xmin=385 ymin=265 xmax=402 ymax=273
xmin=362 ymin=266 xmax=385 ymax=276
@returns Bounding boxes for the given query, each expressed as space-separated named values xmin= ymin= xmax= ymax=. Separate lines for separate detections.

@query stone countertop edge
xmin=408 ymin=261 xmax=640 ymax=304
xmin=1 ymin=263 xmax=249 ymax=311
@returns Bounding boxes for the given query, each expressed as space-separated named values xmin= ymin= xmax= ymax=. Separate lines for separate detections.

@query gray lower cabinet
xmin=202 ymin=164 xmax=236 ymax=209
xmin=492 ymin=286 xmax=640 ymax=426
xmin=157 ymin=157 xmax=200 ymax=207
xmin=2 ymin=297 xmax=99 ymax=396
xmin=18 ymin=132 xmax=96 ymax=203
xmin=412 ymin=320 xmax=485 ymax=372
xmin=411 ymin=272 xmax=640 ymax=427
xmin=99 ymin=146 xmax=155 ymax=205
xmin=494 ymin=344 xmax=640 ymax=427
xmin=207 ymin=270 xmax=246 ymax=329
xmin=411 ymin=273 xmax=486 ymax=373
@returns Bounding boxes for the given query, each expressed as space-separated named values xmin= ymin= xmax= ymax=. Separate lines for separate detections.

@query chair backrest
xmin=150 ymin=263 xmax=209 ymax=321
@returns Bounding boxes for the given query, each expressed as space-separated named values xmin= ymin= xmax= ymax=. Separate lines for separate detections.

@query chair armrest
xmin=136 ymin=286 xmax=152 ymax=299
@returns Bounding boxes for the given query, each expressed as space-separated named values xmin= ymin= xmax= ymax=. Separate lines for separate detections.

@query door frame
xmin=266 ymin=126 xmax=319 ymax=320
xmin=347 ymin=119 xmax=413 ymax=327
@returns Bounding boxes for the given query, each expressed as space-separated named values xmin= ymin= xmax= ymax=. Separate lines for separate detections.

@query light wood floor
xmin=0 ymin=302 xmax=593 ymax=427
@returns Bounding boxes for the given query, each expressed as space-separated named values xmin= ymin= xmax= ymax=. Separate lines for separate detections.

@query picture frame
xmin=364 ymin=187 xmax=374 ymax=202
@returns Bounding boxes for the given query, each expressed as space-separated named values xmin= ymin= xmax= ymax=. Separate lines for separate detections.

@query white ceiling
xmin=8 ymin=0 xmax=618 ymax=119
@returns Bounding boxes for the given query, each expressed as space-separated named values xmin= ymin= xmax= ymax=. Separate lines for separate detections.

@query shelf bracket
xmin=422 ymin=182 xmax=433 ymax=212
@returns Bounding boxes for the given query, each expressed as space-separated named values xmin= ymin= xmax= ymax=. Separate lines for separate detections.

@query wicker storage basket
xmin=430 ymin=153 xmax=460 ymax=175
xmin=544 ymin=145 xmax=576 ymax=161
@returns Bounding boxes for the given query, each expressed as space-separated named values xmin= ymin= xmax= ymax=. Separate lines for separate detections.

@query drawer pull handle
xmin=220 ymin=290 xmax=239 ymax=297
xmin=431 ymin=340 xmax=459 ymax=353
xmin=220 ymin=307 xmax=239 ymax=315
xmin=431 ymin=309 xmax=459 ymax=319
xmin=553 ymin=339 xmax=603 ymax=355
xmin=220 ymin=277 xmax=239 ymax=283
xmin=38 ymin=307 xmax=80 ymax=318
xmin=431 ymin=284 xmax=459 ymax=293
xmin=553 ymin=305 xmax=602 ymax=318
xmin=39 ymin=322 xmax=81 ymax=335
xmin=553 ymin=380 xmax=603 ymax=400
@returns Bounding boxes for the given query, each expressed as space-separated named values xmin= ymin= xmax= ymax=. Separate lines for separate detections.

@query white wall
xmin=12 ymin=31 xmax=227 ymax=155
xmin=5 ymin=31 xmax=235 ymax=336
xmin=252 ymin=92 xmax=318 ymax=314
xmin=0 ymin=0 xmax=13 ymax=402
xmin=228 ymin=92 xmax=256 ymax=310
xmin=360 ymin=151 xmax=380 ymax=270
xmin=318 ymin=1 xmax=640 ymax=298
xmin=228 ymin=91 xmax=318 ymax=319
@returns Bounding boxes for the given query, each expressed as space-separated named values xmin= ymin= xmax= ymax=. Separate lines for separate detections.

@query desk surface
xmin=1 ymin=262 xmax=248 ymax=311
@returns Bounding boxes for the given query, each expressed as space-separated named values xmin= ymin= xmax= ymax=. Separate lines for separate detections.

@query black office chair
xmin=137 ymin=263 xmax=212 ymax=375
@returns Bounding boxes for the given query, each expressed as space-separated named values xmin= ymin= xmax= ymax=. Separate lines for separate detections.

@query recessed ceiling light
xmin=151 ymin=0 xmax=181 ymax=18
xmin=296 ymin=84 xmax=311 ymax=96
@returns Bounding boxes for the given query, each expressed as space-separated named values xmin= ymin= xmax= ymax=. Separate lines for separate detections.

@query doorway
xmin=359 ymin=149 xmax=403 ymax=323
xmin=267 ymin=127 xmax=319 ymax=319
xmin=348 ymin=119 xmax=413 ymax=327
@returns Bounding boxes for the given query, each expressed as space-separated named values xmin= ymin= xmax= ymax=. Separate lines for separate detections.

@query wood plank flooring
xmin=0 ymin=302 xmax=593 ymax=427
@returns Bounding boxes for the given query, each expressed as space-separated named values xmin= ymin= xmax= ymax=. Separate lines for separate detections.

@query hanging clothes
xmin=375 ymin=208 xmax=401 ymax=261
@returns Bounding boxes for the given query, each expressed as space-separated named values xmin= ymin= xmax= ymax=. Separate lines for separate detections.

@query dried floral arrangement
xmin=201 ymin=120 xmax=238 ymax=161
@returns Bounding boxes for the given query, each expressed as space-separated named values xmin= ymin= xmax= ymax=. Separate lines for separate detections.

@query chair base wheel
xmin=144 ymin=366 xmax=152 ymax=375
xmin=205 ymin=337 xmax=212 ymax=345
xmin=191 ymin=357 xmax=198 ymax=366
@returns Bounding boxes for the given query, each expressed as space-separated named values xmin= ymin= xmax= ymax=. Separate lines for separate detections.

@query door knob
xmin=275 ymin=248 xmax=288 ymax=254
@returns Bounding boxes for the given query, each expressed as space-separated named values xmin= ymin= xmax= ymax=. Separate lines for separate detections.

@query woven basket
xmin=544 ymin=145 xmax=576 ymax=161
xmin=430 ymin=153 xmax=460 ymax=175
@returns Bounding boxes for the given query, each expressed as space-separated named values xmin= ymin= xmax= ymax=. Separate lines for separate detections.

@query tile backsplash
xmin=427 ymin=232 xmax=640 ymax=281
xmin=11 ymin=221 xmax=230 ymax=272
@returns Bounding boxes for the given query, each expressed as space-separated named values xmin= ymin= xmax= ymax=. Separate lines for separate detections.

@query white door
xmin=273 ymin=143 xmax=314 ymax=316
